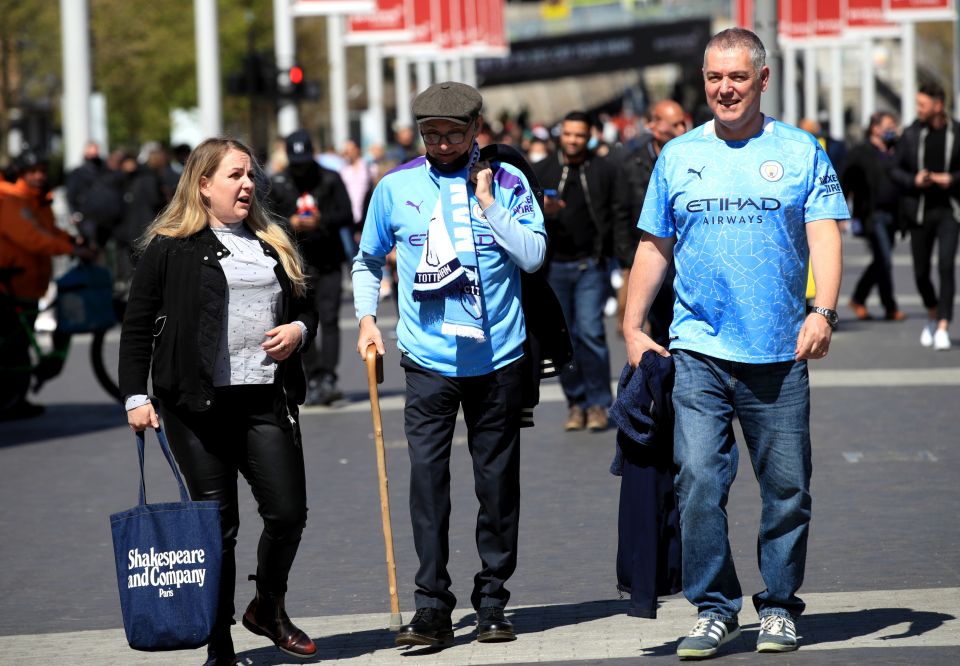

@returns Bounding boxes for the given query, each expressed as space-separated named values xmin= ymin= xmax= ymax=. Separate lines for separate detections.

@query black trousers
xmin=911 ymin=207 xmax=960 ymax=322
xmin=401 ymin=354 xmax=523 ymax=612
xmin=159 ymin=385 xmax=307 ymax=630
xmin=852 ymin=211 xmax=899 ymax=313
xmin=303 ymin=266 xmax=342 ymax=383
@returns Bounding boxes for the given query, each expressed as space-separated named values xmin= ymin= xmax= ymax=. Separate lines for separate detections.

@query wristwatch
xmin=811 ymin=306 xmax=839 ymax=330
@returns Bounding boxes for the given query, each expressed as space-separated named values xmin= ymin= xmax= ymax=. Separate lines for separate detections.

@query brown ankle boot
xmin=242 ymin=589 xmax=317 ymax=658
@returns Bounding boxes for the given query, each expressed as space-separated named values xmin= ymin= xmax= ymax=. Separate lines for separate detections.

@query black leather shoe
xmin=476 ymin=607 xmax=516 ymax=643
xmin=395 ymin=607 xmax=454 ymax=647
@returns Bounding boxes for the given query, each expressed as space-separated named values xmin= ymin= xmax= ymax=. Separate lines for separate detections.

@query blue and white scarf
xmin=412 ymin=145 xmax=486 ymax=340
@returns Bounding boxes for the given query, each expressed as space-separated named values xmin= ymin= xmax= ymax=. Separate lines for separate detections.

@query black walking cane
xmin=364 ymin=344 xmax=403 ymax=631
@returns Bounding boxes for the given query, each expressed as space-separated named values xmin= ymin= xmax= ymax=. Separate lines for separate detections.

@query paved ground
xmin=0 ymin=235 xmax=958 ymax=664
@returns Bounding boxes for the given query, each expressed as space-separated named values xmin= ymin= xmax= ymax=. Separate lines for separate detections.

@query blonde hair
xmin=139 ymin=137 xmax=307 ymax=296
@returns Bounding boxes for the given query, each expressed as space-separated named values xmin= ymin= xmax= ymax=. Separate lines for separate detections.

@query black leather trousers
xmin=159 ymin=385 xmax=308 ymax=629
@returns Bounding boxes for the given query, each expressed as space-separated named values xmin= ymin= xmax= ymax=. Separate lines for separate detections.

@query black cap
xmin=14 ymin=151 xmax=47 ymax=173
xmin=285 ymin=130 xmax=315 ymax=165
xmin=412 ymin=81 xmax=482 ymax=125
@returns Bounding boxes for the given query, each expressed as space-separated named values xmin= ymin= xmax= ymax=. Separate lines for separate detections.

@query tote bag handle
xmin=135 ymin=427 xmax=190 ymax=506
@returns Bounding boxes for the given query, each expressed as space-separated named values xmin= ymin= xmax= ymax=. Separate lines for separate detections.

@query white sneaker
xmin=920 ymin=321 xmax=936 ymax=347
xmin=603 ymin=296 xmax=618 ymax=317
xmin=933 ymin=328 xmax=952 ymax=351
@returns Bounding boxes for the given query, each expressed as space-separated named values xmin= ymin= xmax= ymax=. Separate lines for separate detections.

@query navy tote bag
xmin=110 ymin=427 xmax=222 ymax=651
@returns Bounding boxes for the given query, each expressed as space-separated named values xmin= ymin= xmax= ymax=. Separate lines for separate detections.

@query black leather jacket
xmin=118 ymin=226 xmax=318 ymax=416
xmin=612 ymin=137 xmax=659 ymax=267
xmin=888 ymin=118 xmax=960 ymax=226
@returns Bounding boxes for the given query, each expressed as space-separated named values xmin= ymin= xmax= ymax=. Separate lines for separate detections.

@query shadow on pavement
xmin=0 ymin=402 xmax=124 ymax=447
xmin=235 ymin=599 xmax=633 ymax=663
xmin=801 ymin=608 xmax=955 ymax=643
xmin=239 ymin=626 xmax=396 ymax=663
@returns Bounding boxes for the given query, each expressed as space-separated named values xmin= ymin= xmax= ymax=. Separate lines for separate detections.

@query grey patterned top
xmin=210 ymin=223 xmax=283 ymax=386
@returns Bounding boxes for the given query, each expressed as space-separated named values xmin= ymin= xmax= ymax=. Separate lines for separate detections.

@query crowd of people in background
xmin=2 ymin=73 xmax=958 ymax=425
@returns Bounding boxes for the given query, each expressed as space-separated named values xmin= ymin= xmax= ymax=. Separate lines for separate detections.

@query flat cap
xmin=412 ymin=81 xmax=483 ymax=125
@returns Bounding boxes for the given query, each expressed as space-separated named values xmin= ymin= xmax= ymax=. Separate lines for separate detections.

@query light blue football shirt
xmin=356 ymin=157 xmax=545 ymax=376
xmin=638 ymin=116 xmax=850 ymax=363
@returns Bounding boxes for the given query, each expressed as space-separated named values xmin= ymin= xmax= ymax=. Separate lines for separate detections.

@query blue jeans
xmin=547 ymin=258 xmax=612 ymax=408
xmin=672 ymin=350 xmax=812 ymax=622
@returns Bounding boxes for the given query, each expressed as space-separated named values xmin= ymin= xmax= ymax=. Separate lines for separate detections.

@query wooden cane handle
xmin=365 ymin=343 xmax=383 ymax=385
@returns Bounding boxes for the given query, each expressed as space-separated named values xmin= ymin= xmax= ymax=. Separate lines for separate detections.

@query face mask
xmin=587 ymin=137 xmax=599 ymax=151
xmin=529 ymin=151 xmax=547 ymax=163
xmin=882 ymin=130 xmax=898 ymax=146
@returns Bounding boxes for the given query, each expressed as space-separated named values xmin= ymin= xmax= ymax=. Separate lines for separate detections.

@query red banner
xmin=347 ymin=0 xmax=414 ymax=44
xmin=884 ymin=0 xmax=954 ymax=20
xmin=436 ymin=0 xmax=462 ymax=50
xmin=733 ymin=0 xmax=755 ymax=30
xmin=779 ymin=0 xmax=811 ymax=41
xmin=381 ymin=0 xmax=439 ymax=55
xmin=489 ymin=0 xmax=507 ymax=51
xmin=814 ymin=0 xmax=843 ymax=38
xmin=845 ymin=0 xmax=899 ymax=35
xmin=461 ymin=0 xmax=479 ymax=48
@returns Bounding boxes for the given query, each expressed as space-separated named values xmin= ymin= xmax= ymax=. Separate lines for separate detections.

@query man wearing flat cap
xmin=353 ymin=81 xmax=547 ymax=647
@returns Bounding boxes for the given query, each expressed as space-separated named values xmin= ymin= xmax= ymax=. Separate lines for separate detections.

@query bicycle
xmin=0 ymin=266 xmax=124 ymax=415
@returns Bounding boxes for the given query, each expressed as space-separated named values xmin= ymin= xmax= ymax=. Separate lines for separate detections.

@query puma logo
xmin=687 ymin=166 xmax=705 ymax=179
xmin=405 ymin=200 xmax=423 ymax=213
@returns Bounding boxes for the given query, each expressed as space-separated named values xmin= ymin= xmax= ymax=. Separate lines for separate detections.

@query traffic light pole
xmin=274 ymin=0 xmax=298 ymax=138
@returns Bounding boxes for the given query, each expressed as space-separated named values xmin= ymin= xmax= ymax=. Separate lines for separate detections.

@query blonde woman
xmin=119 ymin=138 xmax=318 ymax=664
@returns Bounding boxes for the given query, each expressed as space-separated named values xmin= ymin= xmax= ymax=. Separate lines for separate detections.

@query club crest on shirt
xmin=759 ymin=160 xmax=784 ymax=182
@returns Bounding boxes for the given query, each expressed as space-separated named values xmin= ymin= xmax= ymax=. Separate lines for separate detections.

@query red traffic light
xmin=288 ymin=66 xmax=304 ymax=85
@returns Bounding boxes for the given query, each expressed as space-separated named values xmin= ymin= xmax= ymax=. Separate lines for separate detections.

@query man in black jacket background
xmin=533 ymin=111 xmax=629 ymax=432
xmin=269 ymin=130 xmax=354 ymax=404
xmin=841 ymin=111 xmax=905 ymax=322
xmin=612 ymin=99 xmax=688 ymax=341
xmin=889 ymin=81 xmax=960 ymax=351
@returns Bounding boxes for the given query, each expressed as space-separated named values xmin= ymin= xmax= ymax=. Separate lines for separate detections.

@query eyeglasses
xmin=421 ymin=128 xmax=470 ymax=145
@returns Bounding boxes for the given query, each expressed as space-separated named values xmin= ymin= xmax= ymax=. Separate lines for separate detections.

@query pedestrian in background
xmin=66 ymin=140 xmax=125 ymax=249
xmin=623 ymin=28 xmax=847 ymax=659
xmin=613 ymin=99 xmax=688 ymax=341
xmin=353 ymin=81 xmax=546 ymax=648
xmin=0 ymin=151 xmax=96 ymax=421
xmin=268 ymin=129 xmax=353 ymax=405
xmin=115 ymin=144 xmax=173 ymax=289
xmin=842 ymin=111 xmax=906 ymax=322
xmin=339 ymin=138 xmax=375 ymax=254
xmin=533 ymin=110 xmax=628 ymax=432
xmin=119 ymin=137 xmax=319 ymax=665
xmin=889 ymin=81 xmax=960 ymax=351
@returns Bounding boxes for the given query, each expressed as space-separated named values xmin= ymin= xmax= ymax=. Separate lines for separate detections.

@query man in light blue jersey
xmin=353 ymin=82 xmax=546 ymax=647
xmin=622 ymin=29 xmax=847 ymax=659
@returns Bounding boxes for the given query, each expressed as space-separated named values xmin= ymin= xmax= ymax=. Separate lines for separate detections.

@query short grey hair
xmin=703 ymin=28 xmax=766 ymax=74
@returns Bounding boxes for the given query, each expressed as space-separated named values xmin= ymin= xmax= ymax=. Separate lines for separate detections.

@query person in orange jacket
xmin=0 ymin=152 xmax=95 ymax=420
